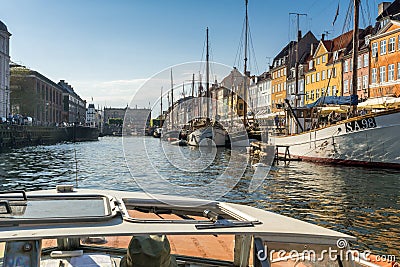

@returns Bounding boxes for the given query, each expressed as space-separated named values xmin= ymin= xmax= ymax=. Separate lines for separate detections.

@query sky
xmin=1 ymin=0 xmax=379 ymax=111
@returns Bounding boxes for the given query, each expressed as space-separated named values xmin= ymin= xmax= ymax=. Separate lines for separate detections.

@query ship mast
xmin=206 ymin=27 xmax=210 ymax=122
xmin=351 ymin=0 xmax=360 ymax=115
xmin=243 ymin=0 xmax=249 ymax=126
xmin=160 ymin=86 xmax=163 ymax=126
xmin=170 ymin=69 xmax=174 ymax=129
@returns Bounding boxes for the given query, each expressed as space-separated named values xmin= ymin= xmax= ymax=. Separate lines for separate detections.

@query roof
xmin=318 ymin=30 xmax=354 ymax=64
xmin=343 ymin=26 xmax=374 ymax=57
xmin=272 ymin=31 xmax=318 ymax=71
xmin=0 ymin=20 xmax=8 ymax=32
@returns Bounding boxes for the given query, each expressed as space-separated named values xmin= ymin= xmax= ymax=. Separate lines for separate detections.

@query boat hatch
xmin=0 ymin=191 xmax=118 ymax=225
xmin=121 ymin=198 xmax=261 ymax=229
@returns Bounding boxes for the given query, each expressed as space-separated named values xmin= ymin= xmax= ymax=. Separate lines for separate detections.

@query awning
xmin=317 ymin=106 xmax=348 ymax=115
xmin=357 ymin=97 xmax=398 ymax=109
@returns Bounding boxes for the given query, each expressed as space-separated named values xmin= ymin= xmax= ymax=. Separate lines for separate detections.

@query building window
xmin=389 ymin=37 xmax=395 ymax=52
xmin=316 ymin=89 xmax=320 ymax=99
xmin=362 ymin=75 xmax=368 ymax=89
xmin=380 ymin=66 xmax=386 ymax=83
xmin=357 ymin=77 xmax=362 ymax=90
xmin=398 ymin=35 xmax=400 ymax=50
xmin=332 ymin=86 xmax=337 ymax=96
xmin=327 ymin=86 xmax=331 ymax=96
xmin=311 ymin=90 xmax=314 ymax=100
xmin=332 ymin=68 xmax=337 ymax=77
xmin=344 ymin=80 xmax=349 ymax=93
xmin=306 ymin=75 xmax=310 ymax=84
xmin=398 ymin=63 xmax=400 ymax=80
xmin=328 ymin=69 xmax=331 ymax=78
xmin=322 ymin=70 xmax=326 ymax=80
xmin=357 ymin=56 xmax=362 ymax=69
xmin=363 ymin=54 xmax=368 ymax=67
xmin=333 ymin=51 xmax=338 ymax=61
xmin=372 ymin=68 xmax=377 ymax=83
xmin=309 ymin=60 xmax=314 ymax=69
xmin=380 ymin=40 xmax=387 ymax=55
xmin=388 ymin=64 xmax=395 ymax=81
xmin=317 ymin=57 xmax=320 ymax=65
xmin=372 ymin=42 xmax=378 ymax=57
xmin=316 ymin=72 xmax=320 ymax=82
xmin=311 ymin=74 xmax=315 ymax=83
xmin=344 ymin=60 xmax=349 ymax=72
xmin=322 ymin=55 xmax=326 ymax=63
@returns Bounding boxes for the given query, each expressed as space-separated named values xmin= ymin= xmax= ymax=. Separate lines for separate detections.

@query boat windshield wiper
xmin=195 ymin=209 xmax=255 ymax=230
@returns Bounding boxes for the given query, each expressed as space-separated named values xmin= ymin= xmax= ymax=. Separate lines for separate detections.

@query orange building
xmin=270 ymin=42 xmax=293 ymax=112
xmin=369 ymin=18 xmax=400 ymax=97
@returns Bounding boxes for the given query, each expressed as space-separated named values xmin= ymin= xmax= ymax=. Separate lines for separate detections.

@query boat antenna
xmin=243 ymin=0 xmax=248 ymax=126
xmin=289 ymin=12 xmax=307 ymax=109
xmin=74 ymin=147 xmax=78 ymax=187
xmin=351 ymin=0 xmax=360 ymax=115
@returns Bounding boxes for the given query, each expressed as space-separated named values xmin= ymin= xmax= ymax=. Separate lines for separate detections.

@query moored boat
xmin=187 ymin=124 xmax=226 ymax=147
xmin=272 ymin=108 xmax=400 ymax=168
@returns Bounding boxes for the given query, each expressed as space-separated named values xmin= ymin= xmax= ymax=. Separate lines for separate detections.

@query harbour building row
xmin=246 ymin=1 xmax=400 ymax=115
xmin=0 ymin=18 xmax=104 ymax=129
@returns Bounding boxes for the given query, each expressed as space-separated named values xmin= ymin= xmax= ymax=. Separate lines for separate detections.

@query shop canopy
xmin=357 ymin=96 xmax=399 ymax=109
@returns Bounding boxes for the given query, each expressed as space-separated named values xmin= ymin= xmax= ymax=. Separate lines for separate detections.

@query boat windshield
xmin=0 ymin=191 xmax=116 ymax=224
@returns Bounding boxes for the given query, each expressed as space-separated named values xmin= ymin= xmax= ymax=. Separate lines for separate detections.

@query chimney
xmin=310 ymin=43 xmax=314 ymax=55
xmin=297 ymin=30 xmax=302 ymax=42
xmin=378 ymin=2 xmax=391 ymax=16
xmin=321 ymin=33 xmax=325 ymax=41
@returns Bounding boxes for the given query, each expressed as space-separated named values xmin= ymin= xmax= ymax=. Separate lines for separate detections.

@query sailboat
xmin=187 ymin=28 xmax=227 ymax=147
xmin=225 ymin=0 xmax=262 ymax=148
xmin=162 ymin=69 xmax=182 ymax=141
xmin=271 ymin=0 xmax=400 ymax=168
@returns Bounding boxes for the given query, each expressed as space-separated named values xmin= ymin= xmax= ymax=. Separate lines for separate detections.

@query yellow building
xmin=304 ymin=31 xmax=353 ymax=105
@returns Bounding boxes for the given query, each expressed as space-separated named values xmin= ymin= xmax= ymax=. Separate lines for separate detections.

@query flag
xmin=332 ymin=3 xmax=339 ymax=26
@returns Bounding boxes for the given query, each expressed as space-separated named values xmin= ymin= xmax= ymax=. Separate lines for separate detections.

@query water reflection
xmin=0 ymin=136 xmax=398 ymax=256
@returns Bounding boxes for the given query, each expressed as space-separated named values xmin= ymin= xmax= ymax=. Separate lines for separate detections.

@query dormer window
xmin=333 ymin=51 xmax=338 ymax=61
xmin=309 ymin=60 xmax=314 ymax=69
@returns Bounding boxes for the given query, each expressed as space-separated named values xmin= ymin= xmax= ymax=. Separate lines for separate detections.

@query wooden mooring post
xmin=275 ymin=145 xmax=291 ymax=165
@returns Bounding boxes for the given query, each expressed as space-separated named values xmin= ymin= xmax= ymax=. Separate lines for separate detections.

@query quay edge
xmin=0 ymin=125 xmax=99 ymax=151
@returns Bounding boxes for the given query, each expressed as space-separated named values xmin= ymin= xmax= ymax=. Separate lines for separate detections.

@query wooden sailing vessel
xmin=187 ymin=28 xmax=227 ymax=147
xmin=271 ymin=0 xmax=400 ymax=168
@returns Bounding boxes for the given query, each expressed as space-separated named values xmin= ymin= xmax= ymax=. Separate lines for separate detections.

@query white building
xmin=0 ymin=20 xmax=11 ymax=118
xmin=248 ymin=72 xmax=272 ymax=117
xmin=86 ymin=103 xmax=96 ymax=127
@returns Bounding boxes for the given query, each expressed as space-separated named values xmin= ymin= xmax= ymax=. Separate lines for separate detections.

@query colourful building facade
xmin=304 ymin=31 xmax=353 ymax=105
xmin=369 ymin=20 xmax=400 ymax=97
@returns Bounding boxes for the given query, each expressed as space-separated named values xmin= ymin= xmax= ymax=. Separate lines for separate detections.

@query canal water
xmin=0 ymin=136 xmax=398 ymax=257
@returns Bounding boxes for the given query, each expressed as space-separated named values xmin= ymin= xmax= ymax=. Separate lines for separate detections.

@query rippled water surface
xmin=0 ymin=136 xmax=399 ymax=257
